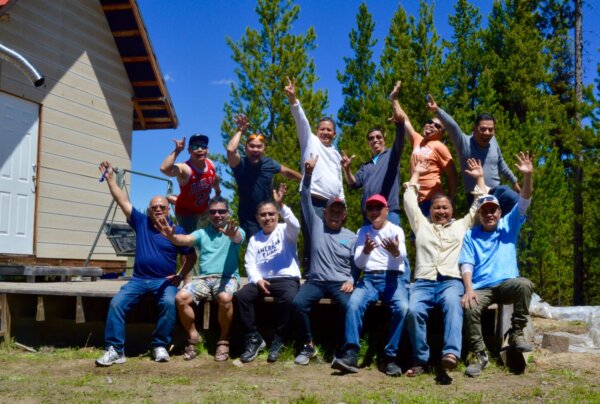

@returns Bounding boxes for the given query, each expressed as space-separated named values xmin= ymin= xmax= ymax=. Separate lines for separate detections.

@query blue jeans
xmin=343 ymin=272 xmax=409 ymax=358
xmin=104 ymin=277 xmax=178 ymax=353
xmin=292 ymin=280 xmax=351 ymax=345
xmin=362 ymin=210 xmax=412 ymax=285
xmin=406 ymin=278 xmax=464 ymax=365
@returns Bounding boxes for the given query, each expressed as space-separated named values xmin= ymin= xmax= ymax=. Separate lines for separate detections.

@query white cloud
xmin=211 ymin=79 xmax=234 ymax=85
xmin=164 ymin=73 xmax=174 ymax=82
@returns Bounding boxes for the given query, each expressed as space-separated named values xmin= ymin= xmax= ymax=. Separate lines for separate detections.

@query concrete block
xmin=542 ymin=333 xmax=570 ymax=353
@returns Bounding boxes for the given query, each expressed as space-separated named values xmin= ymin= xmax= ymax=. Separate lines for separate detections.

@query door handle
xmin=32 ymin=163 xmax=37 ymax=193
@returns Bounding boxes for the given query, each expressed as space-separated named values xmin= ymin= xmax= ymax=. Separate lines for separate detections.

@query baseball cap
xmin=189 ymin=134 xmax=209 ymax=147
xmin=365 ymin=194 xmax=388 ymax=208
xmin=476 ymin=195 xmax=500 ymax=211
xmin=326 ymin=197 xmax=346 ymax=208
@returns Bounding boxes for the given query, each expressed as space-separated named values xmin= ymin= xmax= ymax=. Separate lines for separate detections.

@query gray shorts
xmin=182 ymin=276 xmax=239 ymax=304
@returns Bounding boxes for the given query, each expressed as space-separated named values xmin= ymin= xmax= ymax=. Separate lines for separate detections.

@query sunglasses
xmin=149 ymin=205 xmax=168 ymax=211
xmin=208 ymin=209 xmax=228 ymax=215
xmin=247 ymin=134 xmax=265 ymax=142
xmin=367 ymin=134 xmax=384 ymax=142
xmin=366 ymin=204 xmax=385 ymax=212
xmin=426 ymin=119 xmax=443 ymax=130
xmin=190 ymin=143 xmax=208 ymax=151
xmin=258 ymin=211 xmax=277 ymax=217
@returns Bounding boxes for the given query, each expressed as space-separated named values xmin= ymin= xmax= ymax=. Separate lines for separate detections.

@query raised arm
xmin=226 ymin=114 xmax=248 ymax=169
xmin=390 ymin=81 xmax=418 ymax=145
xmin=273 ymin=183 xmax=300 ymax=239
xmin=100 ymin=161 xmax=132 ymax=220
xmin=515 ymin=152 xmax=533 ymax=200
xmin=154 ymin=216 xmax=195 ymax=247
xmin=403 ymin=158 xmax=429 ymax=233
xmin=341 ymin=151 xmax=356 ymax=186
xmin=279 ymin=164 xmax=302 ymax=181
xmin=160 ymin=138 xmax=187 ymax=178
xmin=429 ymin=94 xmax=466 ymax=151
xmin=285 ymin=76 xmax=311 ymax=149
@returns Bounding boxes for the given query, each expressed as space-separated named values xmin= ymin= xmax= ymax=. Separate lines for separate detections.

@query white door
xmin=0 ymin=92 xmax=39 ymax=254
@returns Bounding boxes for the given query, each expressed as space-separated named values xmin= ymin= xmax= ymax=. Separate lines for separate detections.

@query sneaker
xmin=465 ymin=351 xmax=489 ymax=377
xmin=95 ymin=346 xmax=126 ymax=367
xmin=153 ymin=346 xmax=170 ymax=363
xmin=378 ymin=356 xmax=402 ymax=377
xmin=240 ymin=333 xmax=266 ymax=363
xmin=294 ymin=344 xmax=318 ymax=365
xmin=331 ymin=350 xmax=359 ymax=374
xmin=508 ymin=329 xmax=532 ymax=352
xmin=267 ymin=337 xmax=285 ymax=363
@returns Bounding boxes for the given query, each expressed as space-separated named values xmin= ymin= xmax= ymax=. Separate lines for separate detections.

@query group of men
xmin=95 ymin=79 xmax=535 ymax=381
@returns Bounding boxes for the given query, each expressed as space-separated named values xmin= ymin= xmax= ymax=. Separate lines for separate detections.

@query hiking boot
xmin=267 ymin=337 xmax=285 ymax=363
xmin=240 ymin=333 xmax=266 ymax=363
xmin=508 ymin=329 xmax=532 ymax=352
xmin=378 ymin=356 xmax=402 ymax=377
xmin=153 ymin=346 xmax=170 ymax=362
xmin=294 ymin=344 xmax=318 ymax=365
xmin=95 ymin=346 xmax=126 ymax=367
xmin=331 ymin=350 xmax=359 ymax=374
xmin=465 ymin=351 xmax=489 ymax=377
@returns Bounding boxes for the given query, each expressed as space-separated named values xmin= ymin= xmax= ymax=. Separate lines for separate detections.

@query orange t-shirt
xmin=411 ymin=133 xmax=453 ymax=202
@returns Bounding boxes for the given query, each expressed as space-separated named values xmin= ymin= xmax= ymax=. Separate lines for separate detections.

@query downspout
xmin=0 ymin=43 xmax=45 ymax=87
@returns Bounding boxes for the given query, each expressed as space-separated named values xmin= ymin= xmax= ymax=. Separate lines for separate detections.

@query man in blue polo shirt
xmin=95 ymin=161 xmax=196 ymax=367
xmin=459 ymin=152 xmax=535 ymax=377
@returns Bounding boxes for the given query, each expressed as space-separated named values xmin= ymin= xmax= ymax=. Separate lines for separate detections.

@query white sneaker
xmin=153 ymin=346 xmax=170 ymax=362
xmin=95 ymin=346 xmax=126 ymax=367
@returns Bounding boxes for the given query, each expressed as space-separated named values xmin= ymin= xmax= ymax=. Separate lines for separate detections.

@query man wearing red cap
xmin=459 ymin=152 xmax=535 ymax=377
xmin=332 ymin=194 xmax=408 ymax=377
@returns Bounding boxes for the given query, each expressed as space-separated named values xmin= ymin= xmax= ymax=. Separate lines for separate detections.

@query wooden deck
xmin=0 ymin=279 xmax=125 ymax=298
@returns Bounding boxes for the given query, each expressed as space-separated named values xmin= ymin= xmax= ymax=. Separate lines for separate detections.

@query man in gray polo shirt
xmin=292 ymin=154 xmax=357 ymax=365
xmin=427 ymin=95 xmax=520 ymax=215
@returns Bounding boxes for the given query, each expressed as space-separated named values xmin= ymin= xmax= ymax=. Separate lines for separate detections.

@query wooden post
xmin=36 ymin=296 xmax=45 ymax=321
xmin=0 ymin=294 xmax=11 ymax=341
xmin=75 ymin=296 xmax=85 ymax=324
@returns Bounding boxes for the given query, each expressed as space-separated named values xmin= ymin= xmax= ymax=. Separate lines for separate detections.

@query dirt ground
xmin=0 ymin=317 xmax=599 ymax=403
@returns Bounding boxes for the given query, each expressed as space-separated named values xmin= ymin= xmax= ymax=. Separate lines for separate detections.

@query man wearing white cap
xmin=459 ymin=152 xmax=535 ymax=377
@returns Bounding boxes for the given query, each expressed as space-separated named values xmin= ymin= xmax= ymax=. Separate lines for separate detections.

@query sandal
xmin=214 ymin=340 xmax=229 ymax=362
xmin=441 ymin=353 xmax=458 ymax=370
xmin=406 ymin=365 xmax=425 ymax=377
xmin=183 ymin=339 xmax=199 ymax=361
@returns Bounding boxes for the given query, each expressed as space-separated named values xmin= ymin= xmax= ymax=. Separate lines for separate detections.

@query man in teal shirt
xmin=156 ymin=196 xmax=245 ymax=362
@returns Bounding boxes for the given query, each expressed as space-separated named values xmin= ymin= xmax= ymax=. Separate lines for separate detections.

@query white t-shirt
xmin=245 ymin=205 xmax=301 ymax=283
xmin=354 ymin=221 xmax=406 ymax=272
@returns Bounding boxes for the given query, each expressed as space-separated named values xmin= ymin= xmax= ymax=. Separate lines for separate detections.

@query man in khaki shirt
xmin=402 ymin=158 xmax=487 ymax=379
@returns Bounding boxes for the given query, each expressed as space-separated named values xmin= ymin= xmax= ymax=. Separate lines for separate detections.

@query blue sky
xmin=128 ymin=0 xmax=600 ymax=208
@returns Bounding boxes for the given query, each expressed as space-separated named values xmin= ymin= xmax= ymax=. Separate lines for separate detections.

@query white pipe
xmin=0 ymin=43 xmax=45 ymax=87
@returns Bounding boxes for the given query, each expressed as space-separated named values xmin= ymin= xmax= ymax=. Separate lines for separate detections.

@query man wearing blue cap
xmin=459 ymin=152 xmax=535 ymax=377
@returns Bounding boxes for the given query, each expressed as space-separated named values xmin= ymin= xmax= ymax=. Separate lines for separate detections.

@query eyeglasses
xmin=258 ymin=211 xmax=277 ymax=217
xmin=247 ymin=134 xmax=265 ymax=143
xmin=190 ymin=143 xmax=208 ymax=151
xmin=149 ymin=205 xmax=168 ymax=211
xmin=366 ymin=204 xmax=385 ymax=212
xmin=426 ymin=119 xmax=443 ymax=130
xmin=208 ymin=209 xmax=228 ymax=215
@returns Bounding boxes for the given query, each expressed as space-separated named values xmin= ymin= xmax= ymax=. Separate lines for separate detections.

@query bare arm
xmin=99 ymin=161 xmax=132 ymax=220
xmin=515 ymin=152 xmax=533 ymax=200
xmin=341 ymin=151 xmax=356 ymax=186
xmin=160 ymin=138 xmax=187 ymax=178
xmin=226 ymin=114 xmax=248 ymax=169
xmin=154 ymin=216 xmax=196 ymax=246
xmin=178 ymin=252 xmax=197 ymax=280
xmin=279 ymin=165 xmax=302 ymax=181
xmin=389 ymin=81 xmax=418 ymax=145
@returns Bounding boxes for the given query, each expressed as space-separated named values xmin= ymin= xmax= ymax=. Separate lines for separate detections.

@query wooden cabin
xmin=0 ymin=0 xmax=176 ymax=272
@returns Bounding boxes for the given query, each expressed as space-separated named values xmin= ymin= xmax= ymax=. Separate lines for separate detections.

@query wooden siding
xmin=0 ymin=0 xmax=134 ymax=261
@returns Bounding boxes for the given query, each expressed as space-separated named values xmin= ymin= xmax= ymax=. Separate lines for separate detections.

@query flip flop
xmin=214 ymin=340 xmax=229 ymax=362
xmin=441 ymin=353 xmax=458 ymax=370
xmin=406 ymin=365 xmax=425 ymax=377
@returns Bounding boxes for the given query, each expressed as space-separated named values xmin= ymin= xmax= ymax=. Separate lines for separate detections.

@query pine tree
xmin=220 ymin=0 xmax=328 ymax=217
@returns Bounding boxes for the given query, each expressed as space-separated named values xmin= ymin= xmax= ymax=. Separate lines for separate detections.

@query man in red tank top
xmin=160 ymin=134 xmax=221 ymax=237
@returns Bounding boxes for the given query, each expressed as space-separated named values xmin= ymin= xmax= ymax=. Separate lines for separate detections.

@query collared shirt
xmin=403 ymin=182 xmax=486 ymax=280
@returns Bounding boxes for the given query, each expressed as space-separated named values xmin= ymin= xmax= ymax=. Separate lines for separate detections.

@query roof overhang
xmin=101 ymin=0 xmax=178 ymax=130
